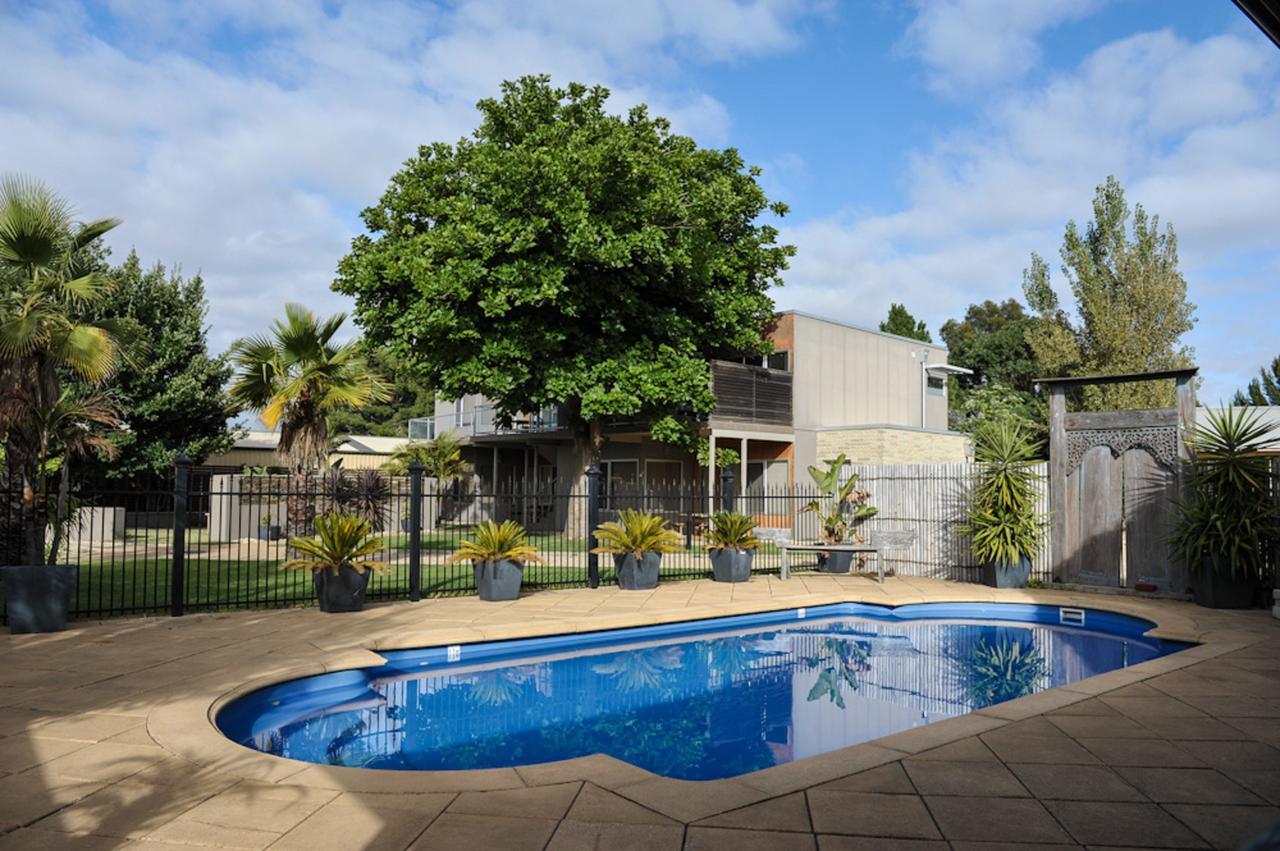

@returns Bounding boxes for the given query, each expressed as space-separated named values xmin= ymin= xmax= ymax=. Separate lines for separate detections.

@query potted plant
xmin=448 ymin=519 xmax=542 ymax=601
xmin=281 ymin=514 xmax=389 ymax=612
xmin=592 ymin=509 xmax=683 ymax=590
xmin=958 ymin=421 xmax=1045 ymax=588
xmin=1171 ymin=407 xmax=1280 ymax=609
xmin=706 ymin=511 xmax=760 ymax=582
xmin=257 ymin=514 xmax=282 ymax=541
xmin=801 ymin=454 xmax=877 ymax=573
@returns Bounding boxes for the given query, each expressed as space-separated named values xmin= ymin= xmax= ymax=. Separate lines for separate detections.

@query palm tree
xmin=383 ymin=433 xmax=472 ymax=481
xmin=0 ymin=176 xmax=132 ymax=564
xmin=228 ymin=304 xmax=390 ymax=472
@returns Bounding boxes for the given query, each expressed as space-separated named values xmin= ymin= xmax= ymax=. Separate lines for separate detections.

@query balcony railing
xmin=408 ymin=405 xmax=562 ymax=441
xmin=710 ymin=360 xmax=793 ymax=427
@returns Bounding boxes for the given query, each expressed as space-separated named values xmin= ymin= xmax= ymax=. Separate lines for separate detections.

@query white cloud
xmin=0 ymin=0 xmax=816 ymax=353
xmin=901 ymin=0 xmax=1106 ymax=93
xmin=780 ymin=28 xmax=1280 ymax=401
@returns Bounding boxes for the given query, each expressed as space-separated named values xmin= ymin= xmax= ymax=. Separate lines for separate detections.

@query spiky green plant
xmin=1171 ymin=407 xmax=1280 ymax=579
xmin=959 ymin=634 xmax=1046 ymax=708
xmin=706 ymin=511 xmax=760 ymax=550
xmin=958 ymin=420 xmax=1046 ymax=566
xmin=448 ymin=519 xmax=542 ymax=564
xmin=0 ymin=176 xmax=139 ymax=564
xmin=228 ymin=304 xmax=391 ymax=472
xmin=800 ymin=453 xmax=877 ymax=545
xmin=281 ymin=514 xmax=389 ymax=575
xmin=591 ymin=509 xmax=684 ymax=557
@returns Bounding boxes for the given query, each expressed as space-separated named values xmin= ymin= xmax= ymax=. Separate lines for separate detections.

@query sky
xmin=2 ymin=0 xmax=1278 ymax=403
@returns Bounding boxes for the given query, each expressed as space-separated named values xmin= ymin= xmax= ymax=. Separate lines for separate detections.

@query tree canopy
xmin=79 ymin=250 xmax=237 ymax=480
xmin=334 ymin=76 xmax=793 ymax=460
xmin=939 ymin=299 xmax=1039 ymax=393
xmin=879 ymin=303 xmax=931 ymax=342
xmin=1023 ymin=176 xmax=1196 ymax=410
xmin=1232 ymin=355 xmax=1280 ymax=406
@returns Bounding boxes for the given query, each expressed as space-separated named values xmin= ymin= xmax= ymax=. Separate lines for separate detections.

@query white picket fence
xmin=845 ymin=463 xmax=1053 ymax=583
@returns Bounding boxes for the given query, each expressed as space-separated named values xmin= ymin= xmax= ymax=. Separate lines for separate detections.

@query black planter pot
xmin=1192 ymin=557 xmax=1260 ymax=609
xmin=312 ymin=565 xmax=371 ymax=613
xmin=710 ymin=548 xmax=754 ymax=582
xmin=817 ymin=550 xmax=854 ymax=574
xmin=615 ymin=552 xmax=661 ymax=590
xmin=1 ymin=565 xmax=77 ymax=634
xmin=981 ymin=556 xmax=1032 ymax=589
xmin=474 ymin=559 xmax=524 ymax=601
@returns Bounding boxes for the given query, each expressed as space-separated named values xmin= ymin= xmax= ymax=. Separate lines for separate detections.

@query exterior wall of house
xmin=787 ymin=312 xmax=950 ymax=432
xmin=813 ymin=426 xmax=969 ymax=464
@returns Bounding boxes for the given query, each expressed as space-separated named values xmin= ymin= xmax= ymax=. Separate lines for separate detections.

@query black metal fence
xmin=0 ymin=461 xmax=844 ymax=622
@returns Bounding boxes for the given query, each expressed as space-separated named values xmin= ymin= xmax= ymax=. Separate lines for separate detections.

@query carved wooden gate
xmin=1044 ymin=369 xmax=1197 ymax=593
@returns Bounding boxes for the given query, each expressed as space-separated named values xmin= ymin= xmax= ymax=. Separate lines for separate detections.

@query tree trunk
xmin=45 ymin=462 xmax=71 ymax=566
xmin=565 ymin=419 xmax=604 ymax=540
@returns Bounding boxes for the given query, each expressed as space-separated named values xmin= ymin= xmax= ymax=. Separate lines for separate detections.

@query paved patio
xmin=1 ymin=574 xmax=1279 ymax=850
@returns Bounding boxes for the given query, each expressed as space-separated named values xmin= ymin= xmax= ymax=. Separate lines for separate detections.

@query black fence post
xmin=171 ymin=453 xmax=190 ymax=617
xmin=408 ymin=461 xmax=423 ymax=602
xmin=720 ymin=467 xmax=736 ymax=513
xmin=586 ymin=465 xmax=601 ymax=589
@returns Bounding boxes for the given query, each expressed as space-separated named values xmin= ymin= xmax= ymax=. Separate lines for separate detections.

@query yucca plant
xmin=706 ymin=512 xmax=760 ymax=550
xmin=282 ymin=514 xmax=389 ymax=575
xmin=959 ymin=633 xmax=1046 ymax=709
xmin=1171 ymin=407 xmax=1280 ymax=601
xmin=449 ymin=520 xmax=541 ymax=601
xmin=282 ymin=514 xmax=388 ymax=613
xmin=448 ymin=519 xmax=542 ymax=565
xmin=592 ymin=509 xmax=684 ymax=557
xmin=958 ymin=421 xmax=1045 ymax=586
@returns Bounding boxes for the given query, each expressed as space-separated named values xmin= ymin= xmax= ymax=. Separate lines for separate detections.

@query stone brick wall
xmin=815 ymin=427 xmax=969 ymax=464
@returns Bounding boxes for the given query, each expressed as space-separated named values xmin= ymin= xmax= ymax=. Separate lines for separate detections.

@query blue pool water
xmin=218 ymin=603 xmax=1189 ymax=781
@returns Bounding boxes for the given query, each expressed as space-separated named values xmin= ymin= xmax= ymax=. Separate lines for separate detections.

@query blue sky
xmin=2 ymin=0 xmax=1278 ymax=402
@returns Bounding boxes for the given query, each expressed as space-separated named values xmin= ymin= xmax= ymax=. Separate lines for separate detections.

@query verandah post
xmin=170 ymin=453 xmax=190 ymax=617
xmin=586 ymin=465 xmax=601 ymax=589
xmin=408 ymin=460 xmax=423 ymax=602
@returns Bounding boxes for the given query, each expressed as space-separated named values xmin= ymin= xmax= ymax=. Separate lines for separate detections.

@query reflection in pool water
xmin=223 ymin=611 xmax=1186 ymax=781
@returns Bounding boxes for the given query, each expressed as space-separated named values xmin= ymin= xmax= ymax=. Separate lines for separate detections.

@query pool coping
xmin=145 ymin=584 xmax=1260 ymax=823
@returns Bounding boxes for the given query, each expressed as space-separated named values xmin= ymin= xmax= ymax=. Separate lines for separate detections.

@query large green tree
xmin=1232 ymin=355 xmax=1280 ymax=406
xmin=1023 ymin=176 xmax=1196 ymax=410
xmin=939 ymin=299 xmax=1039 ymax=393
xmin=334 ymin=76 xmax=793 ymax=482
xmin=326 ymin=344 xmax=434 ymax=438
xmin=78 ymin=250 xmax=237 ymax=479
xmin=879 ymin=303 xmax=931 ymax=342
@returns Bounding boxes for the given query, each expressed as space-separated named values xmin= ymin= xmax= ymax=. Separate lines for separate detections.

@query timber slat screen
xmin=710 ymin=360 xmax=792 ymax=426
xmin=1 ymin=462 xmax=1060 ymax=622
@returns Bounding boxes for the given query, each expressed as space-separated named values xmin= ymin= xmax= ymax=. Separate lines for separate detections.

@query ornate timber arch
xmin=1041 ymin=368 xmax=1197 ymax=594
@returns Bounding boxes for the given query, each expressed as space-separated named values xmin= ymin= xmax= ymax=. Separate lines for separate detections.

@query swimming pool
xmin=217 ymin=603 xmax=1189 ymax=781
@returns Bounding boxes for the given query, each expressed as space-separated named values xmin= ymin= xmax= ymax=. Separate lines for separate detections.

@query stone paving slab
xmin=0 ymin=576 xmax=1278 ymax=849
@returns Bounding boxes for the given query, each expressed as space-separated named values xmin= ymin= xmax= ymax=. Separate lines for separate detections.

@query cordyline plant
xmin=958 ymin=421 xmax=1046 ymax=567
xmin=1170 ymin=407 xmax=1280 ymax=580
xmin=0 ymin=176 xmax=138 ymax=565
xmin=801 ymin=454 xmax=876 ymax=545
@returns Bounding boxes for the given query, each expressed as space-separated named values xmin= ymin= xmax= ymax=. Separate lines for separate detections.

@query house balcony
xmin=709 ymin=359 xmax=793 ymax=428
xmin=407 ymin=405 xmax=563 ymax=442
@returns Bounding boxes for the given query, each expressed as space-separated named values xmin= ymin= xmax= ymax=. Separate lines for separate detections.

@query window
xmin=744 ymin=459 xmax=789 ymax=515
xmin=644 ymin=460 xmax=684 ymax=488
xmin=601 ymin=460 xmax=639 ymax=508
xmin=767 ymin=350 xmax=790 ymax=371
xmin=927 ymin=375 xmax=946 ymax=396
xmin=454 ymin=398 xmax=466 ymax=427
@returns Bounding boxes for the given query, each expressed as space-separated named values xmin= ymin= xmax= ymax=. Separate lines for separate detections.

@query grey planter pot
xmin=1192 ymin=557 xmax=1259 ymax=609
xmin=312 ymin=564 xmax=371 ymax=613
xmin=474 ymin=559 xmax=524 ymax=601
xmin=256 ymin=525 xmax=282 ymax=541
xmin=615 ymin=552 xmax=661 ymax=590
xmin=817 ymin=550 xmax=854 ymax=574
xmin=1 ymin=565 xmax=77 ymax=633
xmin=710 ymin=548 xmax=754 ymax=582
xmin=981 ymin=556 xmax=1032 ymax=589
